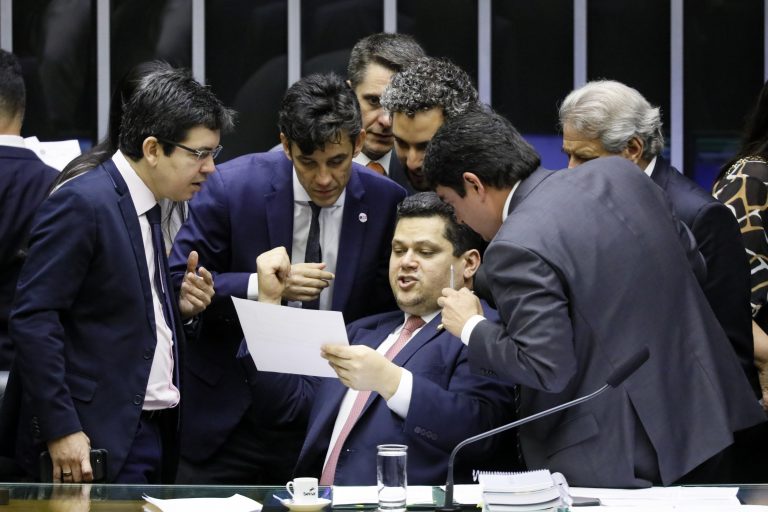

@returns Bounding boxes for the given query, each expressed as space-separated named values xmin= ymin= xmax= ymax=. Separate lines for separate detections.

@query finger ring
xmin=62 ymin=471 xmax=72 ymax=477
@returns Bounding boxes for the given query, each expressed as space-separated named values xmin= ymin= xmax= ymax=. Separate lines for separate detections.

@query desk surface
xmin=0 ymin=483 xmax=767 ymax=510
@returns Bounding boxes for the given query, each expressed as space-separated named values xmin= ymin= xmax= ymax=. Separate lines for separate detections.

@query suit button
xmin=143 ymin=348 xmax=154 ymax=360
xmin=133 ymin=394 xmax=144 ymax=406
xmin=414 ymin=426 xmax=422 ymax=434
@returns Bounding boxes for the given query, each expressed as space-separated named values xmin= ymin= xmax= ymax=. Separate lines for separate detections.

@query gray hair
xmin=347 ymin=33 xmax=425 ymax=89
xmin=558 ymin=80 xmax=664 ymax=160
xmin=380 ymin=57 xmax=479 ymax=120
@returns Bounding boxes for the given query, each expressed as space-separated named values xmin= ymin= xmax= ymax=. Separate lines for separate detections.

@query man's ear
xmin=623 ymin=136 xmax=645 ymax=165
xmin=461 ymin=249 xmax=482 ymax=281
xmin=462 ymin=172 xmax=486 ymax=198
xmin=143 ymin=136 xmax=161 ymax=167
xmin=353 ymin=129 xmax=366 ymax=157
xmin=279 ymin=132 xmax=293 ymax=161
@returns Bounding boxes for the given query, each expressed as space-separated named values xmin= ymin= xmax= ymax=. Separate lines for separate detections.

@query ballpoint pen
xmin=437 ymin=264 xmax=454 ymax=331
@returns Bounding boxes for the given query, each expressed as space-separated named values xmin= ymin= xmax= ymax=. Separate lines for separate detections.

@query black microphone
xmin=438 ymin=346 xmax=650 ymax=512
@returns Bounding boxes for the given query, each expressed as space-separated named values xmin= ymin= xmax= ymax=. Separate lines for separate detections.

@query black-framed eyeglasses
xmin=157 ymin=138 xmax=223 ymax=161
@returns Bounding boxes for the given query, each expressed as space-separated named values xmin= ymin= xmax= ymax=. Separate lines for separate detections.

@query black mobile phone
xmin=39 ymin=449 xmax=108 ymax=482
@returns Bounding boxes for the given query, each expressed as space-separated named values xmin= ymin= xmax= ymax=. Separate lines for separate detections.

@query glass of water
xmin=377 ymin=444 xmax=408 ymax=511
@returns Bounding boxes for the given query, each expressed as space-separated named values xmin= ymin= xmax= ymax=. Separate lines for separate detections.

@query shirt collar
xmin=501 ymin=180 xmax=522 ymax=222
xmin=0 ymin=135 xmax=26 ymax=149
xmin=292 ymin=166 xmax=346 ymax=207
xmin=404 ymin=310 xmax=440 ymax=326
xmin=643 ymin=156 xmax=658 ymax=178
xmin=112 ymin=150 xmax=157 ymax=216
xmin=353 ymin=151 xmax=392 ymax=174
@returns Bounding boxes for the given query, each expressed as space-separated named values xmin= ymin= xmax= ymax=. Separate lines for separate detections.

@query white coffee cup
xmin=286 ymin=477 xmax=318 ymax=503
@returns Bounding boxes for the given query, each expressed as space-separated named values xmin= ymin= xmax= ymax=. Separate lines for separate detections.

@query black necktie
xmin=303 ymin=201 xmax=322 ymax=309
xmin=146 ymin=205 xmax=180 ymax=383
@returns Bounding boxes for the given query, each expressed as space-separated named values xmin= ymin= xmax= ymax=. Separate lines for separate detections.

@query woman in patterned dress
xmin=713 ymin=80 xmax=768 ymax=410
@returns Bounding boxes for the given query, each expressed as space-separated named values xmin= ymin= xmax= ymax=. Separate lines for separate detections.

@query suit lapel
xmin=265 ymin=158 xmax=295 ymax=252
xmin=508 ymin=166 xmax=553 ymax=214
xmin=101 ymin=160 xmax=156 ymax=333
xmin=390 ymin=314 xmax=442 ymax=367
xmin=332 ymin=167 xmax=366 ymax=311
xmin=650 ymin=156 xmax=672 ymax=190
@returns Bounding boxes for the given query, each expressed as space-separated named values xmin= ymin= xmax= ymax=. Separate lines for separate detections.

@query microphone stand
xmin=438 ymin=347 xmax=650 ymax=512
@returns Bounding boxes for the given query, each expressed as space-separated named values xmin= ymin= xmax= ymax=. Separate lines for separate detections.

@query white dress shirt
xmin=0 ymin=134 xmax=27 ymax=149
xmin=323 ymin=310 xmax=439 ymax=471
xmin=112 ymin=150 xmax=179 ymax=409
xmin=247 ymin=167 xmax=345 ymax=311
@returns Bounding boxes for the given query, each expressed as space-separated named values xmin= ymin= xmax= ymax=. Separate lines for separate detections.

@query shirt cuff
xmin=461 ymin=315 xmax=487 ymax=346
xmin=247 ymin=273 xmax=259 ymax=300
xmin=386 ymin=368 xmax=412 ymax=418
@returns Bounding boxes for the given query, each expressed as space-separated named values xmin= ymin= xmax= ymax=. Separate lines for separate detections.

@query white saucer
xmin=279 ymin=497 xmax=332 ymax=511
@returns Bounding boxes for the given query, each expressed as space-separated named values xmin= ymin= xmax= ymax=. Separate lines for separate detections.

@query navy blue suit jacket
xmin=168 ymin=151 xmax=407 ymax=465
xmin=4 ymin=160 xmax=183 ymax=482
xmin=293 ymin=307 xmax=518 ymax=485
xmin=651 ymin=157 xmax=757 ymax=394
xmin=0 ymin=146 xmax=57 ymax=369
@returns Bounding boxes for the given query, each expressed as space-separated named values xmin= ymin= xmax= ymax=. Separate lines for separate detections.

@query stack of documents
xmin=478 ymin=470 xmax=570 ymax=512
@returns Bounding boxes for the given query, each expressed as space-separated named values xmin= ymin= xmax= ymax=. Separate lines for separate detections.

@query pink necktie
xmin=319 ymin=315 xmax=426 ymax=485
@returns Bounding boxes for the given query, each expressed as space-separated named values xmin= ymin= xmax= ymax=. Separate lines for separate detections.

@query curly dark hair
xmin=380 ymin=57 xmax=479 ymax=119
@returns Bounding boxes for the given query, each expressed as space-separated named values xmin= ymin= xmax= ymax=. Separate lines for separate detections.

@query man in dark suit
xmin=427 ymin=109 xmax=766 ymax=487
xmin=169 ymin=73 xmax=407 ymax=484
xmin=0 ymin=49 xmax=58 ymax=371
xmin=380 ymin=57 xmax=480 ymax=192
xmin=252 ymin=193 xmax=516 ymax=485
xmin=347 ymin=33 xmax=425 ymax=194
xmin=5 ymin=64 xmax=232 ymax=483
xmin=559 ymin=79 xmax=757 ymax=396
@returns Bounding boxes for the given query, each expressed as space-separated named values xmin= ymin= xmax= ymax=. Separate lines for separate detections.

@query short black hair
xmin=347 ymin=33 xmax=425 ymax=89
xmin=396 ymin=192 xmax=484 ymax=256
xmin=0 ymin=49 xmax=25 ymax=120
xmin=278 ymin=72 xmax=362 ymax=155
xmin=423 ymin=108 xmax=540 ymax=197
xmin=119 ymin=65 xmax=235 ymax=160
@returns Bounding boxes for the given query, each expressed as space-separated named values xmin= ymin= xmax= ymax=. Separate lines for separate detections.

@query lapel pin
xmin=358 ymin=212 xmax=368 ymax=223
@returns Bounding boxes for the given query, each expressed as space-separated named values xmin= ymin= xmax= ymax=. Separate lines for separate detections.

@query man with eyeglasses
xmin=4 ymin=64 xmax=234 ymax=484
xmin=169 ymin=72 xmax=406 ymax=484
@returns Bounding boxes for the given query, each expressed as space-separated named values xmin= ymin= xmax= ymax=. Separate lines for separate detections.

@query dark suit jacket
xmin=294 ymin=308 xmax=517 ymax=485
xmin=650 ymin=156 xmax=757 ymax=394
xmin=469 ymin=157 xmax=765 ymax=488
xmin=4 ymin=160 xmax=183 ymax=482
xmin=168 ymin=151 xmax=407 ymax=467
xmin=387 ymin=150 xmax=416 ymax=195
xmin=0 ymin=146 xmax=57 ymax=370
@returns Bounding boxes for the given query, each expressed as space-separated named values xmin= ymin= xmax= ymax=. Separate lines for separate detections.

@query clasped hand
xmin=437 ymin=287 xmax=482 ymax=337
xmin=256 ymin=247 xmax=334 ymax=304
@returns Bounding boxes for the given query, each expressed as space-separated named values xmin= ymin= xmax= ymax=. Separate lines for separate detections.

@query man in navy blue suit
xmin=0 ymin=49 xmax=58 ymax=371
xmin=256 ymin=192 xmax=516 ymax=485
xmin=5 ymin=64 xmax=233 ymax=484
xmin=169 ymin=73 xmax=407 ymax=484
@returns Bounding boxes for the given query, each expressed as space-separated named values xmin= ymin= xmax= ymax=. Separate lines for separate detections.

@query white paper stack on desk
xmin=478 ymin=470 xmax=570 ymax=512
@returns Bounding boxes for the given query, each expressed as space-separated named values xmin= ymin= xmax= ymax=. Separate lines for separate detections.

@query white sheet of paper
xmin=24 ymin=136 xmax=81 ymax=171
xmin=330 ymin=486 xmax=437 ymax=506
xmin=233 ymin=297 xmax=348 ymax=378
xmin=143 ymin=493 xmax=261 ymax=512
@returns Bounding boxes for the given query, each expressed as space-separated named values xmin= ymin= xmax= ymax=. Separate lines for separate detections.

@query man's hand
xmin=178 ymin=251 xmax=214 ymax=319
xmin=257 ymin=247 xmax=292 ymax=304
xmin=47 ymin=431 xmax=93 ymax=483
xmin=437 ymin=287 xmax=483 ymax=337
xmin=282 ymin=263 xmax=334 ymax=302
xmin=321 ymin=344 xmax=402 ymax=400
